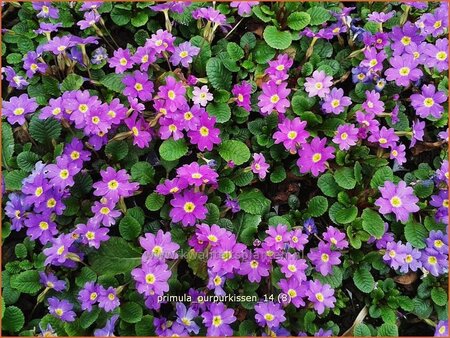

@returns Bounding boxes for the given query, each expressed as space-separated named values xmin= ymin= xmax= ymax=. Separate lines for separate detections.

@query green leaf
xmin=119 ymin=215 xmax=142 ymax=240
xmin=238 ymin=189 xmax=271 ymax=215
xmin=354 ymin=323 xmax=372 ymax=336
xmin=10 ymin=270 xmax=41 ymax=294
xmin=131 ymin=162 xmax=155 ymax=185
xmin=334 ymin=167 xmax=356 ymax=190
xmin=206 ymin=102 xmax=231 ymax=123
xmin=145 ymin=192 xmax=165 ymax=211
xmin=234 ymin=170 xmax=254 ymax=186
xmin=254 ymin=40 xmax=276 ymax=64
xmin=120 ymin=302 xmax=143 ymax=324
xmin=227 ymin=42 xmax=244 ymax=61
xmin=29 ymin=115 xmax=62 ymax=144
xmin=218 ymin=178 xmax=235 ymax=194
xmin=159 ymin=138 xmax=188 ymax=161
xmin=190 ymin=36 xmax=211 ymax=75
xmin=205 ymin=203 xmax=220 ymax=225
xmin=110 ymin=6 xmax=131 ymax=26
xmin=61 ymin=74 xmax=84 ymax=91
xmin=362 ymin=208 xmax=385 ymax=239
xmin=236 ymin=213 xmax=261 ymax=246
xmin=89 ymin=237 xmax=142 ymax=276
xmin=206 ymin=57 xmax=232 ymax=91
xmin=240 ymin=32 xmax=257 ymax=50
xmin=404 ymin=222 xmax=427 ymax=249
xmin=5 ymin=170 xmax=28 ymax=191
xmin=75 ymin=267 xmax=97 ymax=288
xmin=131 ymin=11 xmax=148 ymax=27
xmin=307 ymin=196 xmax=328 ymax=217
xmin=329 ymin=202 xmax=358 ymax=224
xmin=431 ymin=287 xmax=447 ymax=306
xmin=186 ymin=248 xmax=208 ymax=280
xmin=353 ymin=268 xmax=375 ymax=293
xmin=218 ymin=140 xmax=250 ymax=166
xmin=317 ymin=173 xmax=340 ymax=197
xmin=315 ymin=266 xmax=343 ymax=288
xmin=3 ymin=306 xmax=24 ymax=333
xmin=100 ymin=73 xmax=126 ymax=93
xmin=370 ymin=167 xmax=393 ymax=188
xmin=263 ymin=26 xmax=292 ymax=50
xmin=2 ymin=123 xmax=14 ymax=167
xmin=105 ymin=140 xmax=128 ymax=161
xmin=413 ymin=181 xmax=434 ymax=198
xmin=238 ymin=320 xmax=257 ymax=336
xmin=307 ymin=6 xmax=331 ymax=25
xmin=377 ymin=323 xmax=398 ymax=336
xmin=16 ymin=151 xmax=39 ymax=172
xmin=270 ymin=165 xmax=286 ymax=183
xmin=135 ymin=315 xmax=155 ymax=336
xmin=287 ymin=12 xmax=311 ymax=30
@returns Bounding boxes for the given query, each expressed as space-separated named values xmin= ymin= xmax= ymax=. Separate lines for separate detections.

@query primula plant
xmin=1 ymin=1 xmax=449 ymax=337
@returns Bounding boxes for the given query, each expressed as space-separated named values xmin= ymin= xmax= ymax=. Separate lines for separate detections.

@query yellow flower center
xmin=192 ymin=173 xmax=202 ymax=179
xmin=321 ymin=253 xmax=329 ymax=262
xmin=401 ymin=36 xmax=411 ymax=46
xmin=288 ymin=289 xmax=297 ymax=298
xmin=266 ymin=250 xmax=274 ymax=257
xmin=214 ymin=276 xmax=222 ymax=285
xmin=405 ymin=254 xmax=413 ymax=263
xmin=276 ymin=64 xmax=284 ymax=71
xmin=86 ymin=231 xmax=95 ymax=240
xmin=428 ymin=256 xmax=437 ymax=265
xmin=379 ymin=138 xmax=387 ymax=144
xmin=90 ymin=292 xmax=98 ymax=301
xmin=340 ymin=132 xmax=348 ymax=140
xmin=169 ymin=187 xmax=179 ymax=193
xmin=439 ymin=326 xmax=446 ymax=334
xmin=47 ymin=281 xmax=54 ymax=288
xmin=79 ymin=104 xmax=88 ymax=113
xmin=287 ymin=131 xmax=297 ymax=140
xmin=369 ymin=59 xmax=378 ymax=67
xmin=275 ymin=235 xmax=282 ymax=242
xmin=152 ymin=245 xmax=163 ymax=256
xmin=108 ymin=110 xmax=116 ymax=118
xmin=436 ymin=51 xmax=447 ymax=61
xmin=315 ymin=293 xmax=324 ymax=302
xmin=108 ymin=293 xmax=115 ymax=301
xmin=292 ymin=236 xmax=298 ymax=243
xmin=181 ymin=317 xmax=191 ymax=326
xmin=168 ymin=124 xmax=177 ymax=132
xmin=443 ymin=199 xmax=449 ymax=208
xmin=70 ymin=151 xmax=80 ymax=160
xmin=222 ymin=251 xmax=232 ymax=261
xmin=199 ymin=126 xmax=209 ymax=136
xmin=250 ymin=260 xmax=259 ymax=269
xmin=52 ymin=108 xmax=61 ymax=116
xmin=47 ymin=198 xmax=56 ymax=208
xmin=434 ymin=240 xmax=443 ymax=248
xmin=100 ymin=207 xmax=110 ymax=215
xmin=183 ymin=202 xmax=195 ymax=213
xmin=312 ymin=153 xmax=322 ymax=163
xmin=264 ymin=313 xmax=274 ymax=322
xmin=212 ymin=316 xmax=222 ymax=327
xmin=55 ymin=308 xmax=64 ymax=316
xmin=59 ymin=169 xmax=69 ymax=179
xmin=168 ymin=90 xmax=176 ymax=100
xmin=108 ymin=180 xmax=119 ymax=190
xmin=207 ymin=234 xmax=218 ymax=242
xmin=146 ymin=273 xmax=156 ymax=284
xmin=388 ymin=250 xmax=396 ymax=258
xmin=35 ymin=187 xmax=43 ymax=197
xmin=331 ymin=99 xmax=340 ymax=108
xmin=119 ymin=58 xmax=128 ymax=66
xmin=270 ymin=95 xmax=280 ymax=104
xmin=13 ymin=108 xmax=24 ymax=115
xmin=413 ymin=51 xmax=420 ymax=59
xmin=57 ymin=45 xmax=66 ymax=52
xmin=315 ymin=82 xmax=323 ymax=89
xmin=39 ymin=222 xmax=49 ymax=230
xmin=179 ymin=51 xmax=188 ymax=58
xmin=434 ymin=20 xmax=442 ymax=29
xmin=57 ymin=245 xmax=65 ymax=255
xmin=237 ymin=94 xmax=244 ymax=102
xmin=287 ymin=264 xmax=297 ymax=272
xmin=184 ymin=112 xmax=193 ymax=120
xmin=390 ymin=196 xmax=402 ymax=207
xmin=392 ymin=150 xmax=398 ymax=157
xmin=141 ymin=55 xmax=149 ymax=63
xmin=155 ymin=40 xmax=163 ymax=46
xmin=423 ymin=98 xmax=434 ymax=107
xmin=399 ymin=67 xmax=410 ymax=76
xmin=134 ymin=83 xmax=143 ymax=91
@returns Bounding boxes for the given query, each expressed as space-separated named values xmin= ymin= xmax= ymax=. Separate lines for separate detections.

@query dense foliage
xmin=1 ymin=1 xmax=449 ymax=337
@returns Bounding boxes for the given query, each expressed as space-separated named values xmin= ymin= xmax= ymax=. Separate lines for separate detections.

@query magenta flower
xmin=276 ymin=253 xmax=308 ymax=281
xmin=266 ymin=53 xmax=293 ymax=83
xmin=254 ymin=301 xmax=286 ymax=328
xmin=140 ymin=229 xmax=180 ymax=262
xmin=304 ymin=70 xmax=333 ymax=98
xmin=159 ymin=117 xmax=184 ymax=140
xmin=323 ymin=226 xmax=349 ymax=249
xmin=158 ymin=76 xmax=187 ymax=112
xmin=367 ymin=11 xmax=395 ymax=23
xmin=148 ymin=29 xmax=175 ymax=54
xmin=390 ymin=22 xmax=423 ymax=55
xmin=375 ymin=180 xmax=420 ymax=222
xmin=202 ymin=303 xmax=236 ymax=336
xmin=46 ymin=155 xmax=79 ymax=189
xmin=131 ymin=45 xmax=156 ymax=72
xmin=77 ymin=11 xmax=100 ymax=29
xmin=3 ymin=94 xmax=38 ymax=126
xmin=232 ymin=81 xmax=252 ymax=111
xmin=230 ymin=1 xmax=259 ymax=16
xmin=3 ymin=66 xmax=28 ymax=89
xmin=170 ymin=190 xmax=208 ymax=226
xmin=187 ymin=114 xmax=221 ymax=151
xmin=179 ymin=104 xmax=202 ymax=131
xmin=297 ymin=137 xmax=335 ymax=177
xmin=332 ymin=124 xmax=359 ymax=151
xmin=390 ymin=144 xmax=407 ymax=166
xmin=48 ymin=297 xmax=76 ymax=322
xmin=193 ymin=7 xmax=228 ymax=26
xmin=156 ymin=177 xmax=188 ymax=195
xmin=257 ymin=81 xmax=291 ymax=115
xmin=368 ymin=126 xmax=399 ymax=149
xmin=289 ymin=229 xmax=309 ymax=251
xmin=251 ymin=153 xmax=270 ymax=179
xmin=308 ymin=242 xmax=341 ymax=276
xmin=424 ymin=38 xmax=448 ymax=72
xmin=124 ymin=113 xmax=152 ymax=149
xmin=322 ymin=87 xmax=352 ymax=114
xmin=122 ymin=71 xmax=154 ymax=101
xmin=176 ymin=162 xmax=219 ymax=187
xmin=208 ymin=234 xmax=246 ymax=273
xmin=132 ymin=260 xmax=171 ymax=296
xmin=411 ymin=84 xmax=447 ymax=119
xmin=265 ymin=224 xmax=289 ymax=251
xmin=195 ymin=223 xmax=227 ymax=248
xmin=170 ymin=41 xmax=200 ymax=68
xmin=273 ymin=117 xmax=310 ymax=152
xmin=385 ymin=55 xmax=423 ymax=87
xmin=279 ymin=278 xmax=306 ymax=308
xmin=362 ymin=90 xmax=384 ymax=115
xmin=91 ymin=199 xmax=121 ymax=227
xmin=238 ymin=253 xmax=270 ymax=283
xmin=305 ymin=280 xmax=336 ymax=315
xmin=93 ymin=167 xmax=139 ymax=204
xmin=5 ymin=193 xmax=27 ymax=231
xmin=108 ymin=48 xmax=134 ymax=73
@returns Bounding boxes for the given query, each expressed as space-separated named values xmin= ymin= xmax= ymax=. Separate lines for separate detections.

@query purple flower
xmin=230 ymin=2 xmax=259 ymax=16
xmin=265 ymin=224 xmax=289 ymax=251
xmin=3 ymin=66 xmax=28 ymax=89
xmin=426 ymin=230 xmax=448 ymax=254
xmin=304 ymin=70 xmax=333 ymax=98
xmin=422 ymin=11 xmax=448 ymax=37
xmin=254 ymin=301 xmax=286 ymax=328
xmin=207 ymin=270 xmax=227 ymax=296
xmin=75 ymin=220 xmax=110 ymax=249
xmin=225 ymin=195 xmax=241 ymax=213
xmin=170 ymin=190 xmax=208 ymax=226
xmin=43 ymin=234 xmax=76 ymax=266
xmin=39 ymin=272 xmax=66 ymax=291
xmin=170 ymin=41 xmax=200 ymax=68
xmin=176 ymin=303 xmax=200 ymax=334
xmin=367 ymin=11 xmax=395 ymax=23
xmin=305 ymin=280 xmax=336 ymax=315
xmin=91 ymin=199 xmax=121 ymax=227
xmin=303 ymin=218 xmax=317 ymax=235
xmin=65 ymin=90 xmax=102 ymax=128
xmin=122 ymin=71 xmax=154 ymax=101
xmin=131 ymin=45 xmax=156 ymax=71
xmin=208 ymin=234 xmax=246 ymax=274
xmin=78 ymin=282 xmax=101 ymax=311
xmin=258 ymin=81 xmax=291 ymax=115
xmin=158 ymin=76 xmax=187 ymax=113
xmin=289 ymin=229 xmax=308 ymax=251
xmin=332 ymin=124 xmax=359 ymax=151
xmin=202 ymin=303 xmax=236 ymax=336
xmin=25 ymin=213 xmax=58 ymax=245
xmin=238 ymin=253 xmax=270 ymax=283
xmin=435 ymin=320 xmax=449 ymax=337
xmin=385 ymin=55 xmax=423 ymax=87
xmin=33 ymin=2 xmax=59 ymax=19
xmin=140 ymin=229 xmax=180 ymax=262
xmin=323 ymin=226 xmax=349 ymax=249
xmin=94 ymin=315 xmax=119 ymax=337
xmin=390 ymin=144 xmax=407 ymax=166
xmin=399 ymin=243 xmax=422 ymax=273
xmin=361 ymin=48 xmax=386 ymax=72
xmin=187 ymin=114 xmax=221 ymax=151
xmin=410 ymin=119 xmax=425 ymax=148
xmin=362 ymin=90 xmax=384 ymax=115
xmin=410 ymin=84 xmax=447 ymax=119
xmin=368 ymin=126 xmax=399 ymax=149
xmin=3 ymin=94 xmax=38 ymax=126
xmin=390 ymin=22 xmax=424 ymax=56
xmin=375 ymin=180 xmax=420 ymax=222
xmin=77 ymin=10 xmax=100 ymax=29
xmin=421 ymin=248 xmax=447 ymax=277
xmin=23 ymin=51 xmax=47 ymax=78
xmin=277 ymin=253 xmax=308 ymax=281
xmin=251 ymin=153 xmax=270 ymax=179
xmin=430 ymin=190 xmax=449 ymax=224
xmin=177 ymin=162 xmax=219 ymax=187
xmin=156 ymin=177 xmax=188 ymax=195
xmin=5 ymin=193 xmax=27 ymax=231
xmin=279 ymin=278 xmax=306 ymax=308
xmin=308 ymin=242 xmax=341 ymax=276
xmin=48 ymin=297 xmax=76 ymax=322
xmin=63 ymin=138 xmax=91 ymax=168
xmin=273 ymin=117 xmax=310 ymax=153
xmin=322 ymin=87 xmax=352 ymax=115
xmin=192 ymin=85 xmax=213 ymax=107
xmin=46 ymin=155 xmax=79 ymax=189
xmin=92 ymin=46 xmax=108 ymax=64
xmin=132 ymin=260 xmax=171 ymax=297
xmin=232 ymin=81 xmax=252 ymax=111
xmin=149 ymin=29 xmax=175 ymax=54
xmin=193 ymin=7 xmax=228 ymax=26
xmin=98 ymin=287 xmax=120 ymax=312
xmin=297 ymin=137 xmax=335 ymax=177
xmin=266 ymin=53 xmax=293 ymax=83
xmin=424 ymin=38 xmax=448 ymax=72
xmin=108 ymin=48 xmax=134 ymax=73
xmin=43 ymin=35 xmax=74 ymax=55
xmin=93 ymin=167 xmax=139 ymax=204
xmin=125 ymin=113 xmax=152 ymax=149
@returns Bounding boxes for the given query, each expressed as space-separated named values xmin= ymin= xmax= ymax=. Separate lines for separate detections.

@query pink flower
xmin=257 ymin=81 xmax=291 ymax=115
xmin=170 ymin=190 xmax=208 ymax=226
xmin=273 ymin=117 xmax=310 ymax=152
xmin=297 ymin=137 xmax=335 ymax=177
xmin=187 ymin=114 xmax=221 ymax=151
xmin=251 ymin=153 xmax=270 ymax=179
xmin=304 ymin=70 xmax=333 ymax=98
